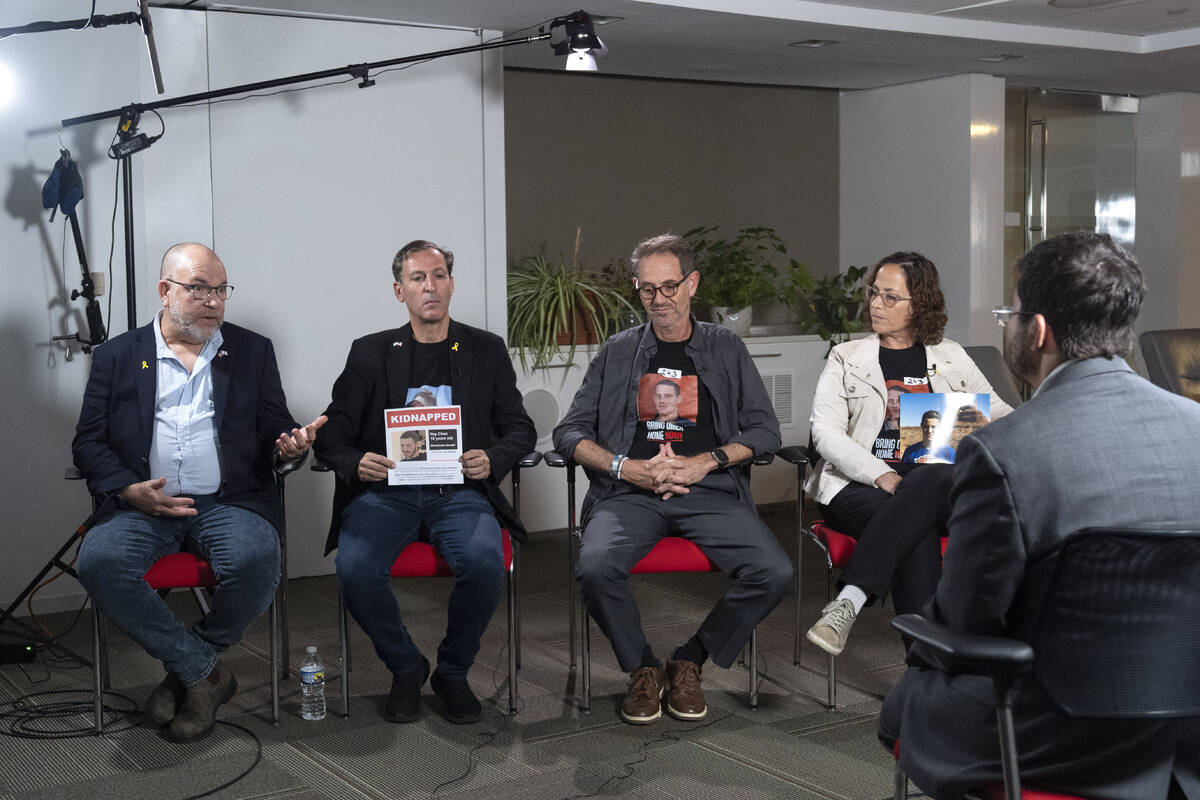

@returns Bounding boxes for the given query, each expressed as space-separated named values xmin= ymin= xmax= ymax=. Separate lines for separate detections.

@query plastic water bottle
xmin=300 ymin=645 xmax=326 ymax=720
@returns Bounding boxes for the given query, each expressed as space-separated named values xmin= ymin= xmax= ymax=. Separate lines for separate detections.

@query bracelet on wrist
xmin=609 ymin=453 xmax=627 ymax=481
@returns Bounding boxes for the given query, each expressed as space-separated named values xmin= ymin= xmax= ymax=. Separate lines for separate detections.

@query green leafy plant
xmin=800 ymin=264 xmax=868 ymax=355
xmin=507 ymin=229 xmax=639 ymax=370
xmin=684 ymin=226 xmax=814 ymax=311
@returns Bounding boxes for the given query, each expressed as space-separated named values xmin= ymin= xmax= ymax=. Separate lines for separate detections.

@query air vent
xmin=760 ymin=372 xmax=794 ymax=427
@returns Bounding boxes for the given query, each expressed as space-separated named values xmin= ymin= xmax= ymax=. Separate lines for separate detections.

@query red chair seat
xmin=143 ymin=552 xmax=217 ymax=589
xmin=389 ymin=530 xmax=515 ymax=578
xmin=981 ymin=786 xmax=1085 ymax=800
xmin=631 ymin=537 xmax=717 ymax=574
xmin=812 ymin=521 xmax=857 ymax=566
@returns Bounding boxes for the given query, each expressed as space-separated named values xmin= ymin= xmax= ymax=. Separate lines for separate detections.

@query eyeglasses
xmin=991 ymin=306 xmax=1037 ymax=328
xmin=165 ymin=279 xmax=234 ymax=300
xmin=866 ymin=286 xmax=911 ymax=308
xmin=636 ymin=272 xmax=693 ymax=301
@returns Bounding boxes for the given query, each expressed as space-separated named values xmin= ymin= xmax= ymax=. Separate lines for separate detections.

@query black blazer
xmin=315 ymin=319 xmax=536 ymax=552
xmin=71 ymin=321 xmax=300 ymax=532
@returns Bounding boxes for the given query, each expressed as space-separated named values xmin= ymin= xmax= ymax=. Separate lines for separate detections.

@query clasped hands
xmin=622 ymin=443 xmax=712 ymax=500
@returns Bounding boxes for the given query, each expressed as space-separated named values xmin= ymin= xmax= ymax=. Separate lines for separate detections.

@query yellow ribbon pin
xmin=451 ymin=342 xmax=459 ymax=351
xmin=141 ymin=360 xmax=149 ymax=369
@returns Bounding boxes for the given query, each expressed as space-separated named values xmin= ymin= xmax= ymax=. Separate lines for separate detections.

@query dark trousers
xmin=578 ymin=481 xmax=793 ymax=672
xmin=335 ymin=485 xmax=504 ymax=678
xmin=821 ymin=464 xmax=952 ymax=614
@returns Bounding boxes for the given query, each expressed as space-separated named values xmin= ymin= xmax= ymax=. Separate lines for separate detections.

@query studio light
xmin=550 ymin=10 xmax=606 ymax=72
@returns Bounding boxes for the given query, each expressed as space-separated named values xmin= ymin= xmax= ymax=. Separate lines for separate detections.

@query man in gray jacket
xmin=880 ymin=231 xmax=1200 ymax=799
xmin=553 ymin=233 xmax=791 ymax=725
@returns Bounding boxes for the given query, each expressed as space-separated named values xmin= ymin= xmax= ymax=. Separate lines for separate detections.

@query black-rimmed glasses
xmin=165 ymin=279 xmax=235 ymax=301
xmin=866 ymin=286 xmax=911 ymax=308
xmin=635 ymin=272 xmax=693 ymax=301
xmin=991 ymin=306 xmax=1037 ymax=328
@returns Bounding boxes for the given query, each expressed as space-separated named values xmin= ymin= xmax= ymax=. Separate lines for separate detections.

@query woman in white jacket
xmin=804 ymin=252 xmax=1012 ymax=656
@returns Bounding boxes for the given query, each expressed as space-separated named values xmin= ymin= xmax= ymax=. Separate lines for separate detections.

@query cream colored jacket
xmin=805 ymin=335 xmax=1013 ymax=506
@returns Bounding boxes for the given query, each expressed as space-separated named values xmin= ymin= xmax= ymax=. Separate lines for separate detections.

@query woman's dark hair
xmin=865 ymin=251 xmax=948 ymax=345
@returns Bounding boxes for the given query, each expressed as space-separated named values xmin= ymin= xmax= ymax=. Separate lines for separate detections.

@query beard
xmin=1003 ymin=320 xmax=1039 ymax=384
xmin=168 ymin=302 xmax=220 ymax=343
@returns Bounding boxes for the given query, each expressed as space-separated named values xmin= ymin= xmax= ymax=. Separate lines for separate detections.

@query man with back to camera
xmin=879 ymin=231 xmax=1200 ymax=799
xmin=73 ymin=242 xmax=324 ymax=742
xmin=553 ymin=233 xmax=792 ymax=725
xmin=315 ymin=239 xmax=535 ymax=725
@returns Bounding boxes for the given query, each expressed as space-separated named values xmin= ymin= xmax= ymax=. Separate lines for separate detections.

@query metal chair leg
xmin=508 ymin=546 xmax=519 ymax=714
xmin=893 ymin=756 xmax=908 ymax=800
xmin=826 ymin=566 xmax=837 ymax=709
xmin=91 ymin=602 xmax=104 ymax=734
xmin=580 ymin=601 xmax=591 ymax=712
xmin=268 ymin=599 xmax=279 ymax=723
xmin=338 ymin=588 xmax=350 ymax=718
xmin=748 ymin=628 xmax=758 ymax=708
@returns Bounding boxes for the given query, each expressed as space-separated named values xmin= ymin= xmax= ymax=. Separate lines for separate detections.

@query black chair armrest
xmin=774 ymin=445 xmax=810 ymax=466
xmin=275 ymin=455 xmax=305 ymax=478
xmin=543 ymin=450 xmax=567 ymax=468
xmin=750 ymin=452 xmax=774 ymax=467
xmin=517 ymin=451 xmax=543 ymax=469
xmin=890 ymin=614 xmax=1033 ymax=678
xmin=310 ymin=456 xmax=333 ymax=473
xmin=65 ymin=466 xmax=84 ymax=480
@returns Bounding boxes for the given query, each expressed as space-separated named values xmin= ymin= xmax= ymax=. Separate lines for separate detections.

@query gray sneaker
xmin=806 ymin=598 xmax=857 ymax=656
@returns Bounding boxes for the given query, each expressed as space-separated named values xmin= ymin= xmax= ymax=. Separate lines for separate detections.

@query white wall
xmin=839 ymin=74 xmax=1006 ymax=347
xmin=1135 ymin=92 xmax=1200 ymax=332
xmin=0 ymin=3 xmax=508 ymax=612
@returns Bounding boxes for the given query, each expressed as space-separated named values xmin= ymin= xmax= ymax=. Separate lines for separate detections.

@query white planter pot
xmin=712 ymin=305 xmax=753 ymax=336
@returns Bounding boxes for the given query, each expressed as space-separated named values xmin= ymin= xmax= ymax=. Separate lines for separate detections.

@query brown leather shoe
xmin=165 ymin=661 xmax=237 ymax=743
xmin=620 ymin=666 xmax=665 ymax=724
xmin=665 ymin=659 xmax=707 ymax=720
xmin=144 ymin=671 xmax=184 ymax=727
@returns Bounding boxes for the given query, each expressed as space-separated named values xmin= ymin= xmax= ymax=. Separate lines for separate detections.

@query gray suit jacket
xmin=885 ymin=357 xmax=1200 ymax=800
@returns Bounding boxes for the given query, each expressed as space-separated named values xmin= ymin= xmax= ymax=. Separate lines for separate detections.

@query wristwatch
xmin=710 ymin=448 xmax=729 ymax=468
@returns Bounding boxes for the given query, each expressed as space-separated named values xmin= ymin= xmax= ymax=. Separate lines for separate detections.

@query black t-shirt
xmin=397 ymin=339 xmax=452 ymax=461
xmin=627 ymin=336 xmax=718 ymax=460
xmin=873 ymin=344 xmax=930 ymax=465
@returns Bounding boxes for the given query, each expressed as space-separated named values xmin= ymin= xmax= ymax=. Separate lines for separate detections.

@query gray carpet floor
xmin=0 ymin=504 xmax=914 ymax=800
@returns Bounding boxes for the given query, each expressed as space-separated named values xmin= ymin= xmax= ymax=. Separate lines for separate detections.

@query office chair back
xmin=964 ymin=345 xmax=1024 ymax=408
xmin=1139 ymin=329 xmax=1200 ymax=402
xmin=1030 ymin=527 xmax=1200 ymax=718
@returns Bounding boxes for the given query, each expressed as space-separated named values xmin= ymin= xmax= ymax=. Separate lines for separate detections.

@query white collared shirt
xmin=148 ymin=310 xmax=224 ymax=495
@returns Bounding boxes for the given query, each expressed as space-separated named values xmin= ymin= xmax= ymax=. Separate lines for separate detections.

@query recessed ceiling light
xmin=976 ymin=53 xmax=1028 ymax=62
xmin=1166 ymin=7 xmax=1188 ymax=14
xmin=1047 ymin=0 xmax=1124 ymax=9
xmin=591 ymin=15 xmax=623 ymax=25
xmin=788 ymin=39 xmax=841 ymax=48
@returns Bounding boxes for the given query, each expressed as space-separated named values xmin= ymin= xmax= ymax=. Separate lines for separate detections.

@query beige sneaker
xmin=806 ymin=598 xmax=857 ymax=656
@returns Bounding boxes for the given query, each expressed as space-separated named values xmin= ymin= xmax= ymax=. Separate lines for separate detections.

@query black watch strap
xmin=711 ymin=447 xmax=729 ymax=468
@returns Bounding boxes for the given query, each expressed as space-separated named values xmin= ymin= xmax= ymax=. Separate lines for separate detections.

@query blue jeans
xmin=335 ymin=486 xmax=504 ymax=679
xmin=77 ymin=497 xmax=280 ymax=687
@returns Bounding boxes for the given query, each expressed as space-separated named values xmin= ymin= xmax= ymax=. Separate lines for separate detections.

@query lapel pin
xmin=141 ymin=360 xmax=149 ymax=370
xmin=218 ymin=350 xmax=229 ymax=358
xmin=451 ymin=342 xmax=460 ymax=352
xmin=392 ymin=341 xmax=402 ymax=348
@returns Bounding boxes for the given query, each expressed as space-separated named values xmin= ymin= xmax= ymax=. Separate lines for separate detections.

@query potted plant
xmin=507 ymin=228 xmax=640 ymax=370
xmin=800 ymin=264 xmax=868 ymax=355
xmin=684 ymin=226 xmax=814 ymax=335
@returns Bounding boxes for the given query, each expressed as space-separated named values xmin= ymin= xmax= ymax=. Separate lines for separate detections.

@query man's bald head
xmin=161 ymin=243 xmax=223 ymax=281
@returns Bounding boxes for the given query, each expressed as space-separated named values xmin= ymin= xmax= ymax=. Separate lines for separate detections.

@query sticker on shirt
xmin=637 ymin=374 xmax=697 ymax=444
xmin=384 ymin=405 xmax=463 ymax=485
xmin=874 ymin=379 xmax=931 ymax=462
xmin=898 ymin=393 xmax=991 ymax=465
xmin=406 ymin=384 xmax=452 ymax=408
